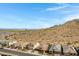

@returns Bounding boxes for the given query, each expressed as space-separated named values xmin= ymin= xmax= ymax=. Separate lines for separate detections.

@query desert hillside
xmin=0 ymin=19 xmax=79 ymax=47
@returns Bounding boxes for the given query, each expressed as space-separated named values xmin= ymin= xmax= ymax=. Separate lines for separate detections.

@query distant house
xmin=33 ymin=43 xmax=49 ymax=55
xmin=75 ymin=47 xmax=79 ymax=55
xmin=48 ymin=44 xmax=62 ymax=55
xmin=63 ymin=45 xmax=77 ymax=56
xmin=0 ymin=40 xmax=10 ymax=46
xmin=33 ymin=42 xmax=40 ymax=50
xmin=8 ymin=41 xmax=17 ymax=46
xmin=26 ymin=43 xmax=34 ymax=50
xmin=0 ymin=40 xmax=6 ymax=46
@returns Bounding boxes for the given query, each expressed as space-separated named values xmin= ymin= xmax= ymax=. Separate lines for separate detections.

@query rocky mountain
xmin=0 ymin=19 xmax=79 ymax=47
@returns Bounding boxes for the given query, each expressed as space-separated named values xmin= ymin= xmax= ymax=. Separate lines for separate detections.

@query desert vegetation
xmin=2 ymin=19 xmax=78 ymax=47
xmin=0 ymin=19 xmax=79 ymax=55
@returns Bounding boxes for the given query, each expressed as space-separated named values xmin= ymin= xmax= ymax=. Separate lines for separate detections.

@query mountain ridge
xmin=0 ymin=19 xmax=79 ymax=47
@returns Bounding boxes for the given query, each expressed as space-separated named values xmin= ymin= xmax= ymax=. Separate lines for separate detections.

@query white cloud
xmin=40 ymin=4 xmax=70 ymax=12
xmin=45 ymin=6 xmax=68 ymax=11
xmin=44 ymin=4 xmax=79 ymax=14
xmin=45 ymin=3 xmax=70 ymax=11
xmin=63 ymin=14 xmax=79 ymax=22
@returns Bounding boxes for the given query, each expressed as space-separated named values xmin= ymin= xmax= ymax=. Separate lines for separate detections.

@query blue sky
xmin=0 ymin=3 xmax=79 ymax=29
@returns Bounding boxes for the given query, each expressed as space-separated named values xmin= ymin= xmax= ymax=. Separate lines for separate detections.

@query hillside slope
xmin=1 ymin=19 xmax=79 ymax=47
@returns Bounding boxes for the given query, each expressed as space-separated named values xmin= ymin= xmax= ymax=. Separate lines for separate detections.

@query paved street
xmin=0 ymin=48 xmax=40 ymax=56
